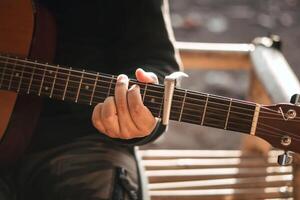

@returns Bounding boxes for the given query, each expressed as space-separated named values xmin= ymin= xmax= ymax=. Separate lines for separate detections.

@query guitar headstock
xmin=256 ymin=103 xmax=300 ymax=153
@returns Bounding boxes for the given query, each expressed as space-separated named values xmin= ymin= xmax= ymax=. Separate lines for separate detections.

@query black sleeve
xmin=107 ymin=0 xmax=180 ymax=81
xmin=104 ymin=0 xmax=181 ymax=145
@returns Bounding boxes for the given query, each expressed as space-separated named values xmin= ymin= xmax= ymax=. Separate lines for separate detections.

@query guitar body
xmin=0 ymin=0 xmax=33 ymax=140
xmin=0 ymin=0 xmax=56 ymax=166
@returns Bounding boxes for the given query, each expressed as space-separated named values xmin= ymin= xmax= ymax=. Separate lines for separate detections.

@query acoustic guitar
xmin=1 ymin=0 xmax=300 ymax=166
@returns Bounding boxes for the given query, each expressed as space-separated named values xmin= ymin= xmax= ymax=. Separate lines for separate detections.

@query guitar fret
xmin=76 ymin=70 xmax=84 ymax=103
xmin=201 ymin=94 xmax=209 ymax=125
xmin=12 ymin=60 xmax=25 ymax=92
xmin=63 ymin=67 xmax=71 ymax=100
xmin=17 ymin=62 xmax=25 ymax=92
xmin=226 ymin=101 xmax=255 ymax=133
xmin=142 ymin=83 xmax=148 ymax=102
xmin=0 ymin=57 xmax=8 ymax=88
xmin=65 ymin=69 xmax=82 ymax=102
xmin=90 ymin=72 xmax=99 ymax=105
xmin=178 ymin=90 xmax=187 ymax=122
xmin=38 ymin=66 xmax=47 ymax=96
xmin=107 ymin=75 xmax=114 ymax=97
xmin=224 ymin=98 xmax=232 ymax=130
xmin=27 ymin=61 xmax=37 ymax=94
xmin=77 ymin=71 xmax=96 ymax=104
xmin=50 ymin=66 xmax=59 ymax=98
xmin=8 ymin=60 xmax=17 ymax=90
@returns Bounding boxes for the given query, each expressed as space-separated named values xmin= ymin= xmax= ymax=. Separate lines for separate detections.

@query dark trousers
xmin=0 ymin=134 xmax=139 ymax=200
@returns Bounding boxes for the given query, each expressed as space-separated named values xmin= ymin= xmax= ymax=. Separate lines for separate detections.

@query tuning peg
xmin=277 ymin=151 xmax=292 ymax=166
xmin=290 ymin=94 xmax=300 ymax=105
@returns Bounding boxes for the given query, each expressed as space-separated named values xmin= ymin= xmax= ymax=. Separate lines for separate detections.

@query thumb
xmin=135 ymin=68 xmax=158 ymax=84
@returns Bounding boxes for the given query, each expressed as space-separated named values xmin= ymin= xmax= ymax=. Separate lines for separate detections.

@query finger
xmin=92 ymin=103 xmax=105 ymax=133
xmin=101 ymin=96 xmax=120 ymax=138
xmin=127 ymin=84 xmax=157 ymax=136
xmin=135 ymin=68 xmax=158 ymax=84
xmin=115 ymin=74 xmax=139 ymax=138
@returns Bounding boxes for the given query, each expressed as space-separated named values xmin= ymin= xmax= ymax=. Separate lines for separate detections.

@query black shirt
xmin=29 ymin=0 xmax=179 ymax=152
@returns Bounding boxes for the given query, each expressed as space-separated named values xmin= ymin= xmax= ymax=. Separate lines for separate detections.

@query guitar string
xmin=2 ymin=61 xmax=283 ymax=121
xmin=0 ymin=59 xmax=294 ymax=121
xmin=0 ymin=80 xmax=255 ymax=128
xmin=248 ymin=125 xmax=300 ymax=143
xmin=0 ymin=56 xmax=293 ymax=116
xmin=2 ymin=79 xmax=300 ymax=141
xmin=2 ymin=54 xmax=255 ymax=110
xmin=257 ymin=127 xmax=300 ymax=143
xmin=0 ymin=65 xmax=287 ymax=119
xmin=256 ymin=128 xmax=286 ymax=139
xmin=0 ymin=60 xmax=257 ymax=111
xmin=0 ymin=73 xmax=295 ymax=125
xmin=0 ymin=70 xmax=296 ymax=133
xmin=2 ymin=60 xmax=299 ymax=145
xmin=0 ymin=56 xmax=259 ymax=109
xmin=0 ymin=77 xmax=256 ymax=121
xmin=0 ymin=67 xmax=258 ymax=114
xmin=0 ymin=76 xmax=283 ymax=121
xmin=256 ymin=124 xmax=300 ymax=141
xmin=258 ymin=121 xmax=300 ymax=138
xmin=1 ymin=83 xmax=299 ymax=141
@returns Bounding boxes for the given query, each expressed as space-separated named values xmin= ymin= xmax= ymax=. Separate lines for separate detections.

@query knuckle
xmin=119 ymin=128 xmax=132 ymax=139
xmin=102 ymin=112 xmax=115 ymax=123
xmin=118 ymin=101 xmax=127 ymax=112
xmin=104 ymin=96 xmax=114 ymax=105
xmin=105 ymin=129 xmax=117 ymax=138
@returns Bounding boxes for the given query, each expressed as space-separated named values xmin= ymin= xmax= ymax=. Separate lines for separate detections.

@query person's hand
xmin=92 ymin=68 xmax=159 ymax=139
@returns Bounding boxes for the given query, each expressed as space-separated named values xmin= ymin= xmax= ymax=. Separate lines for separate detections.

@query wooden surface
xmin=177 ymin=42 xmax=252 ymax=70
xmin=139 ymin=150 xmax=293 ymax=200
xmin=179 ymin=51 xmax=251 ymax=70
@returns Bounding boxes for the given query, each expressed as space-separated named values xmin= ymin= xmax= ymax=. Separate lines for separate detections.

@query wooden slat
xmin=149 ymin=175 xmax=292 ymax=190
xmin=139 ymin=150 xmax=284 ymax=160
xmin=140 ymin=150 xmax=294 ymax=199
xmin=147 ymin=166 xmax=292 ymax=183
xmin=176 ymin=42 xmax=252 ymax=70
xmin=142 ymin=157 xmax=279 ymax=170
xmin=150 ymin=187 xmax=292 ymax=200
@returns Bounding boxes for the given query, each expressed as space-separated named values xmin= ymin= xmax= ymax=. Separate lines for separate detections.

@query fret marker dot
xmin=45 ymin=86 xmax=49 ymax=91
xmin=151 ymin=98 xmax=155 ymax=103
xmin=85 ymin=85 xmax=89 ymax=90
xmin=49 ymin=70 xmax=53 ymax=74
xmin=15 ymin=73 xmax=19 ymax=77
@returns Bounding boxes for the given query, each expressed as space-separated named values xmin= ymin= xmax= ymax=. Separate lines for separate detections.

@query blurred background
xmin=145 ymin=0 xmax=300 ymax=150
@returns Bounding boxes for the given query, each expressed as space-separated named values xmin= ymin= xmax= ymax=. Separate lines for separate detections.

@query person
xmin=0 ymin=0 xmax=180 ymax=199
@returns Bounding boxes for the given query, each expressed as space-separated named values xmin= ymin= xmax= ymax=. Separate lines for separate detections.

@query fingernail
xmin=129 ymin=84 xmax=140 ymax=91
xmin=117 ymin=74 xmax=128 ymax=83
xmin=138 ymin=68 xmax=145 ymax=72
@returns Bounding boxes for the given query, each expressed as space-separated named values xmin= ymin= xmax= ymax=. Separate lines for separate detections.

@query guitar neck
xmin=0 ymin=55 xmax=260 ymax=135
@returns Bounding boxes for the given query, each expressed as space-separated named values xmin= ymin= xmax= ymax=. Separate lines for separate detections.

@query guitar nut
xmin=281 ymin=136 xmax=291 ymax=146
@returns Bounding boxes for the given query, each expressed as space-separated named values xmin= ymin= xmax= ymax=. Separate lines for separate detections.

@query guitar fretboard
xmin=0 ymin=54 xmax=258 ymax=134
